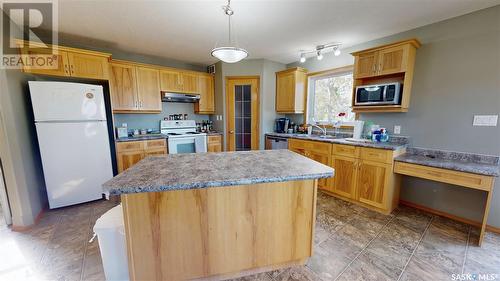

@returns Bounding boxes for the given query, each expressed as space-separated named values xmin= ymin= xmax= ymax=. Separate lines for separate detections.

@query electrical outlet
xmin=473 ymin=115 xmax=498 ymax=126
xmin=394 ymin=125 xmax=401 ymax=134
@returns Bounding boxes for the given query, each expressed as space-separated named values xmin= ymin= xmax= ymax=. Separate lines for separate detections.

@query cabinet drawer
xmin=333 ymin=144 xmax=360 ymax=158
xmin=288 ymin=139 xmax=331 ymax=154
xmin=116 ymin=141 xmax=144 ymax=152
xmin=208 ymin=135 xmax=221 ymax=144
xmin=360 ymin=148 xmax=393 ymax=164
xmin=394 ymin=162 xmax=494 ymax=191
xmin=145 ymin=139 xmax=166 ymax=149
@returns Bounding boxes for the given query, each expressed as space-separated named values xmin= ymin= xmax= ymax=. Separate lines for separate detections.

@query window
xmin=307 ymin=69 xmax=354 ymax=124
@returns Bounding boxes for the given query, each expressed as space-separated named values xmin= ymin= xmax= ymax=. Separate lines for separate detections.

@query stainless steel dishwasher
xmin=265 ymin=135 xmax=289 ymax=150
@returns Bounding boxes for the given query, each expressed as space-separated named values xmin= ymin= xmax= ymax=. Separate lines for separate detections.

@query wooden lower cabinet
xmin=331 ymin=156 xmax=358 ymax=199
xmin=116 ymin=139 xmax=167 ymax=173
xmin=117 ymin=151 xmax=145 ymax=173
xmin=288 ymin=139 xmax=333 ymax=192
xmin=357 ymin=160 xmax=392 ymax=209
xmin=307 ymin=150 xmax=333 ymax=192
xmin=207 ymin=135 xmax=222 ymax=152
xmin=289 ymin=139 xmax=403 ymax=214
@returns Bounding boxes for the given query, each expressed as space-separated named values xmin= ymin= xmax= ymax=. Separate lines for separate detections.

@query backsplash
xmin=113 ymin=102 xmax=209 ymax=131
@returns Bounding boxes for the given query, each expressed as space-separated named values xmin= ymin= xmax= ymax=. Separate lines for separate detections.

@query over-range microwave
xmin=354 ymin=82 xmax=402 ymax=106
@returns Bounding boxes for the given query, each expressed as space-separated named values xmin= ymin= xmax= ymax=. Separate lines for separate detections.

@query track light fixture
xmin=298 ymin=43 xmax=341 ymax=63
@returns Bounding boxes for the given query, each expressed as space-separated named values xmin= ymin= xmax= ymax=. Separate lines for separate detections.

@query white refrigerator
xmin=29 ymin=81 xmax=113 ymax=209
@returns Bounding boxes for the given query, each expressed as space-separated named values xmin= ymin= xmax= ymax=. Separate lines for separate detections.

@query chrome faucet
xmin=310 ymin=123 xmax=327 ymax=136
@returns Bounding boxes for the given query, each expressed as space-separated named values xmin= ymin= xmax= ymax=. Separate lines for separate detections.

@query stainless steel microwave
xmin=354 ymin=82 xmax=401 ymax=106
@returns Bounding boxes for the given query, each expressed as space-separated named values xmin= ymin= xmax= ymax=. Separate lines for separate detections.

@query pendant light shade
xmin=211 ymin=0 xmax=248 ymax=63
xmin=211 ymin=47 xmax=248 ymax=63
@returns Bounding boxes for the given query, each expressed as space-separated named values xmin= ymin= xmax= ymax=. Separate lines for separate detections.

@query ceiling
xmin=53 ymin=0 xmax=500 ymax=66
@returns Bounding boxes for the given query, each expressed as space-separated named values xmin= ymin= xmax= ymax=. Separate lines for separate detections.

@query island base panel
xmin=121 ymin=179 xmax=317 ymax=281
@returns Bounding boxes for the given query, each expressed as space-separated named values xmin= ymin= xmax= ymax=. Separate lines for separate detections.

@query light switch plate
xmin=473 ymin=115 xmax=498 ymax=126
xmin=394 ymin=125 xmax=401 ymax=134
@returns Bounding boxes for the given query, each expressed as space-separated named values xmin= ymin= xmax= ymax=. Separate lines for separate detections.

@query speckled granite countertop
xmin=116 ymin=134 xmax=168 ymax=142
xmin=265 ymin=132 xmax=407 ymax=151
xmin=102 ymin=150 xmax=334 ymax=195
xmin=395 ymin=147 xmax=500 ymax=176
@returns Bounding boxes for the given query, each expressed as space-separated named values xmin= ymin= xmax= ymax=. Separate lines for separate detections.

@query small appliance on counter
xmin=116 ymin=125 xmax=128 ymax=139
xmin=275 ymin=118 xmax=290 ymax=133
xmin=339 ymin=120 xmax=365 ymax=139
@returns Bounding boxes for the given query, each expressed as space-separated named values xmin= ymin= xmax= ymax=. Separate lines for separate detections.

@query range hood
xmin=161 ymin=92 xmax=200 ymax=103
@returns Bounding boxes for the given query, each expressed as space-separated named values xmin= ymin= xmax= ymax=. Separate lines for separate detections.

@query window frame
xmin=305 ymin=65 xmax=355 ymax=125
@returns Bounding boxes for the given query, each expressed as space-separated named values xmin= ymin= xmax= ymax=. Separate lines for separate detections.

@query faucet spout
xmin=310 ymin=124 xmax=327 ymax=136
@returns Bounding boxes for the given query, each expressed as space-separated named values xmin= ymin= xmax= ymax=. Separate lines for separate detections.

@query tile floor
xmin=0 ymin=192 xmax=499 ymax=281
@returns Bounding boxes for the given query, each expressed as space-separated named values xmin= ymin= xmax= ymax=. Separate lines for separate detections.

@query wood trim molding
xmin=399 ymin=200 xmax=500 ymax=234
xmin=350 ymin=38 xmax=421 ymax=55
xmin=303 ymin=65 xmax=355 ymax=125
xmin=307 ymin=65 xmax=354 ymax=77
xmin=11 ymin=208 xmax=45 ymax=232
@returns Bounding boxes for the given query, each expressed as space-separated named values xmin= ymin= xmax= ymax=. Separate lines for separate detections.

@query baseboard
xmin=399 ymin=200 xmax=500 ymax=234
xmin=11 ymin=208 xmax=45 ymax=232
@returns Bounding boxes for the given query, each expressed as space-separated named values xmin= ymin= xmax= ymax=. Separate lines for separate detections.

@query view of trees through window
xmin=310 ymin=72 xmax=354 ymax=123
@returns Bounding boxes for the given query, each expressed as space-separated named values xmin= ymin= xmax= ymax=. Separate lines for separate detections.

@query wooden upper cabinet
xmin=66 ymin=51 xmax=110 ymax=80
xmin=181 ymin=72 xmax=199 ymax=94
xmin=352 ymin=39 xmax=419 ymax=79
xmin=356 ymin=160 xmax=391 ymax=209
xmin=351 ymin=38 xmax=420 ymax=113
xmin=19 ymin=47 xmax=70 ymax=77
xmin=136 ymin=66 xmax=161 ymax=112
xmin=332 ymin=156 xmax=358 ymax=199
xmin=160 ymin=69 xmax=183 ymax=92
xmin=276 ymin=67 xmax=307 ymax=113
xmin=354 ymin=51 xmax=378 ymax=78
xmin=195 ymin=74 xmax=215 ymax=114
xmin=160 ymin=70 xmax=199 ymax=93
xmin=377 ymin=45 xmax=409 ymax=76
xmin=109 ymin=62 xmax=138 ymax=111
xmin=16 ymin=40 xmax=110 ymax=80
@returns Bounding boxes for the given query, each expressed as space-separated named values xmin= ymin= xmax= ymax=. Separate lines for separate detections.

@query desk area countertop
xmin=102 ymin=149 xmax=334 ymax=195
xmin=395 ymin=147 xmax=500 ymax=176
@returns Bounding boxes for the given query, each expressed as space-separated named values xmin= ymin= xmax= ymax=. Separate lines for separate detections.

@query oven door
xmin=168 ymin=136 xmax=207 ymax=154
xmin=355 ymin=85 xmax=386 ymax=105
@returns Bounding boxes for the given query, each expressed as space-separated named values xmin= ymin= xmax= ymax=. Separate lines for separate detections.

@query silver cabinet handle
xmin=372 ymin=64 xmax=376 ymax=73
xmin=229 ymin=130 xmax=234 ymax=134
xmin=140 ymin=101 xmax=143 ymax=108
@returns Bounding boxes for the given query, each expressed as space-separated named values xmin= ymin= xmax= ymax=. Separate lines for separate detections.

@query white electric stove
xmin=160 ymin=120 xmax=207 ymax=154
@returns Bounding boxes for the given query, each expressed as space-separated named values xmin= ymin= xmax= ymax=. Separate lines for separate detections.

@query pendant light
xmin=211 ymin=0 xmax=248 ymax=63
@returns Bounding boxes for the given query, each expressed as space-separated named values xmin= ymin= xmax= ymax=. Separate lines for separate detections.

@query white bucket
xmin=92 ymin=204 xmax=129 ymax=281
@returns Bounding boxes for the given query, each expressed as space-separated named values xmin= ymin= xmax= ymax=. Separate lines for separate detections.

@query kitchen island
xmin=103 ymin=150 xmax=333 ymax=281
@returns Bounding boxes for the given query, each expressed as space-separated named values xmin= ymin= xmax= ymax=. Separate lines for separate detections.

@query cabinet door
xmin=357 ymin=160 xmax=391 ymax=209
xmin=377 ymin=45 xmax=408 ymax=76
xmin=207 ymin=135 xmax=222 ymax=152
xmin=117 ymin=151 xmax=144 ymax=173
xmin=144 ymin=147 xmax=167 ymax=157
xmin=159 ymin=69 xmax=183 ymax=92
xmin=276 ymin=71 xmax=295 ymax=112
xmin=307 ymin=150 xmax=333 ymax=192
xmin=19 ymin=47 xmax=70 ymax=77
xmin=136 ymin=67 xmax=161 ymax=112
xmin=195 ymin=75 xmax=215 ymax=113
xmin=354 ymin=51 xmax=378 ymax=78
xmin=181 ymin=72 xmax=199 ymax=93
xmin=332 ymin=156 xmax=358 ymax=199
xmin=109 ymin=62 xmax=138 ymax=111
xmin=67 ymin=52 xmax=109 ymax=80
